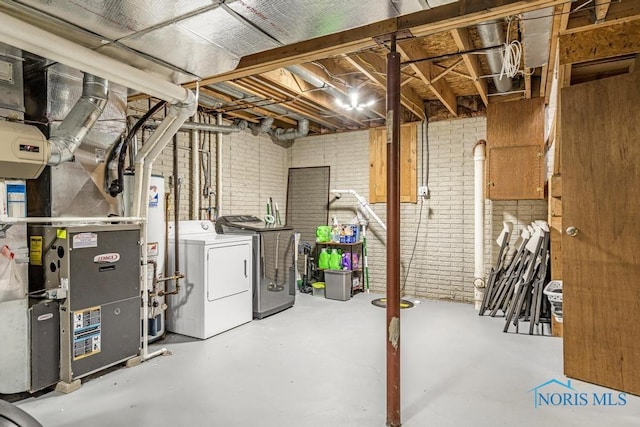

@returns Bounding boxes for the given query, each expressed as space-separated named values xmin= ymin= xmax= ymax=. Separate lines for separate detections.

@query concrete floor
xmin=18 ymin=292 xmax=640 ymax=426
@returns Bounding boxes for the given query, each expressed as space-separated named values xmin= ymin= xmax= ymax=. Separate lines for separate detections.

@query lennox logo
xmin=529 ymin=378 xmax=627 ymax=408
xmin=93 ymin=253 xmax=120 ymax=264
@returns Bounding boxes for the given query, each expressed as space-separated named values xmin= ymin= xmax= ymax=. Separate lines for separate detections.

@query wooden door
xmin=562 ymin=70 xmax=640 ymax=395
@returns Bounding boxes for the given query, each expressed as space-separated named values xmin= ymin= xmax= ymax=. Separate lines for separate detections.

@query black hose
xmin=107 ymin=100 xmax=167 ymax=196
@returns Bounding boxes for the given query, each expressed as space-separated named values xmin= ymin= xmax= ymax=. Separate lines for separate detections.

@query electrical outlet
xmin=418 ymin=185 xmax=429 ymax=197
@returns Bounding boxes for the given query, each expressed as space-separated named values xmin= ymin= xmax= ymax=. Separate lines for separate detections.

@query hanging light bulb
xmin=349 ymin=91 xmax=359 ymax=109
xmin=337 ymin=89 xmax=374 ymax=112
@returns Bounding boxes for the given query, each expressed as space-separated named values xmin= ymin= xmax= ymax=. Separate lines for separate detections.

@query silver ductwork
xmin=144 ymin=118 xmax=248 ymax=134
xmin=476 ymin=20 xmax=513 ymax=93
xmin=270 ymin=118 xmax=309 ymax=143
xmin=522 ymin=8 xmax=554 ymax=69
xmin=48 ymin=74 xmax=109 ymax=165
xmin=249 ymin=117 xmax=274 ymax=136
xmin=25 ymin=63 xmax=127 ymax=217
xmin=286 ymin=65 xmax=346 ymax=101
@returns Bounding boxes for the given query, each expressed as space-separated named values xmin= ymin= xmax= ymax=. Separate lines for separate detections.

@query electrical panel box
xmin=28 ymin=224 xmax=141 ymax=383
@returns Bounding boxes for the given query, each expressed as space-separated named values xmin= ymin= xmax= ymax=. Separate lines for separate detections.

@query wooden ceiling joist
xmin=450 ymin=27 xmax=489 ymax=106
xmin=296 ymin=62 xmax=387 ymax=119
xmin=258 ymin=69 xmax=367 ymax=127
xmin=345 ymin=52 xmax=426 ymax=119
xmin=567 ymin=0 xmax=640 ymax=29
xmin=199 ymin=86 xmax=297 ymax=125
xmin=432 ymin=58 xmax=464 ymax=83
xmin=226 ymin=79 xmax=338 ymax=131
xmin=542 ymin=2 xmax=572 ymax=101
xmin=594 ymin=0 xmax=611 ymax=23
xmin=559 ymin=15 xmax=640 ymax=65
xmin=398 ymin=39 xmax=457 ymax=116
xmin=247 ymin=75 xmax=355 ymax=129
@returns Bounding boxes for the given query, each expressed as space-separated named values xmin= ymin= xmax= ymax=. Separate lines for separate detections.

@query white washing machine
xmin=167 ymin=220 xmax=253 ymax=339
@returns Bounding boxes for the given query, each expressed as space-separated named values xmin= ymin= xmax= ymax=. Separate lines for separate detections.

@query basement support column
xmin=386 ymin=34 xmax=401 ymax=427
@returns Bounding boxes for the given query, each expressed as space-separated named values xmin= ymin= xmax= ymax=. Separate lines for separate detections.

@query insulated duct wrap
xmin=25 ymin=63 xmax=127 ymax=217
xmin=0 ymin=43 xmax=24 ymax=117
xmin=9 ymin=0 xmax=456 ymax=82
xmin=522 ymin=8 xmax=554 ymax=69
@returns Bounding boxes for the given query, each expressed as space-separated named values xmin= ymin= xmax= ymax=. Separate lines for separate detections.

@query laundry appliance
xmin=167 ymin=220 xmax=252 ymax=339
xmin=216 ymin=216 xmax=295 ymax=319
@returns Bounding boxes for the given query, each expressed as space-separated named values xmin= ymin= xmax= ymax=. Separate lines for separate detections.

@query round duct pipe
xmin=476 ymin=20 xmax=513 ymax=93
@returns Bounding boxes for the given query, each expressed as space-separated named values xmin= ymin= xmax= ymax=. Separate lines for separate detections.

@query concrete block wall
xmin=290 ymin=117 xmax=547 ymax=303
xmin=126 ymin=102 xmax=546 ymax=303
xmin=221 ymin=130 xmax=289 ymax=220
xmin=126 ymin=103 xmax=288 ymax=222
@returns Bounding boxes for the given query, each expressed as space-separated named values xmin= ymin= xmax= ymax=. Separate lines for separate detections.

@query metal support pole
xmin=386 ymin=34 xmax=402 ymax=427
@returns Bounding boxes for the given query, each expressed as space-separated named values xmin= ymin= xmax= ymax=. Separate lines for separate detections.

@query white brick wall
xmin=126 ymin=104 xmax=289 ymax=222
xmin=127 ymin=103 xmax=547 ymax=303
xmin=221 ymin=130 xmax=288 ymax=219
xmin=290 ymin=117 xmax=547 ymax=303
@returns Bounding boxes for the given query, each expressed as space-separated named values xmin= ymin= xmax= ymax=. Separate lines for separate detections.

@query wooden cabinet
xmin=486 ymin=98 xmax=545 ymax=200
xmin=369 ymin=122 xmax=418 ymax=203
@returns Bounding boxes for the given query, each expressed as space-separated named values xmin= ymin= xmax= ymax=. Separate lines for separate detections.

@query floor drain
xmin=371 ymin=298 xmax=415 ymax=309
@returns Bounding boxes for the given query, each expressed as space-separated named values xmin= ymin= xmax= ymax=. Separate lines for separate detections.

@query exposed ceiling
xmin=1 ymin=0 xmax=639 ymax=135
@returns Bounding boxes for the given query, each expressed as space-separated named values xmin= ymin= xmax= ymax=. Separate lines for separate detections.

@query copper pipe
xmin=386 ymin=34 xmax=402 ymax=427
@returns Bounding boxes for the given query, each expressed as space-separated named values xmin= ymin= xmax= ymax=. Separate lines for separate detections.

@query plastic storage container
xmin=312 ymin=282 xmax=325 ymax=297
xmin=324 ymin=270 xmax=352 ymax=301
xmin=543 ymin=280 xmax=563 ymax=323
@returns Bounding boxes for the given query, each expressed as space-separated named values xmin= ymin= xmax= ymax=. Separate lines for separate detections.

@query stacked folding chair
xmin=479 ymin=220 xmax=552 ymax=335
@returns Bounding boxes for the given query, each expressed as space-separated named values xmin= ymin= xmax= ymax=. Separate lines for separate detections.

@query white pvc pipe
xmin=0 ymin=12 xmax=192 ymax=105
xmin=191 ymin=113 xmax=200 ymax=219
xmin=330 ymin=189 xmax=387 ymax=231
xmin=473 ymin=141 xmax=486 ymax=310
xmin=135 ymin=107 xmax=193 ymax=361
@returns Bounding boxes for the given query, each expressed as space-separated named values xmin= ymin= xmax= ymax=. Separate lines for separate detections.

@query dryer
xmin=167 ymin=221 xmax=252 ymax=339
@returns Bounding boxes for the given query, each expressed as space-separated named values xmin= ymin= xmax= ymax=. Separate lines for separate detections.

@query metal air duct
xmin=476 ymin=20 xmax=513 ymax=93
xmin=269 ymin=118 xmax=309 ymax=143
xmin=144 ymin=119 xmax=248 ymax=134
xmin=249 ymin=117 xmax=274 ymax=136
xmin=48 ymin=73 xmax=109 ymax=165
xmin=522 ymin=8 xmax=554 ymax=69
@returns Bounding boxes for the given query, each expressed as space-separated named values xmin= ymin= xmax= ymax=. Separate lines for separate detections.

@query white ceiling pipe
xmin=0 ymin=11 xmax=193 ymax=105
